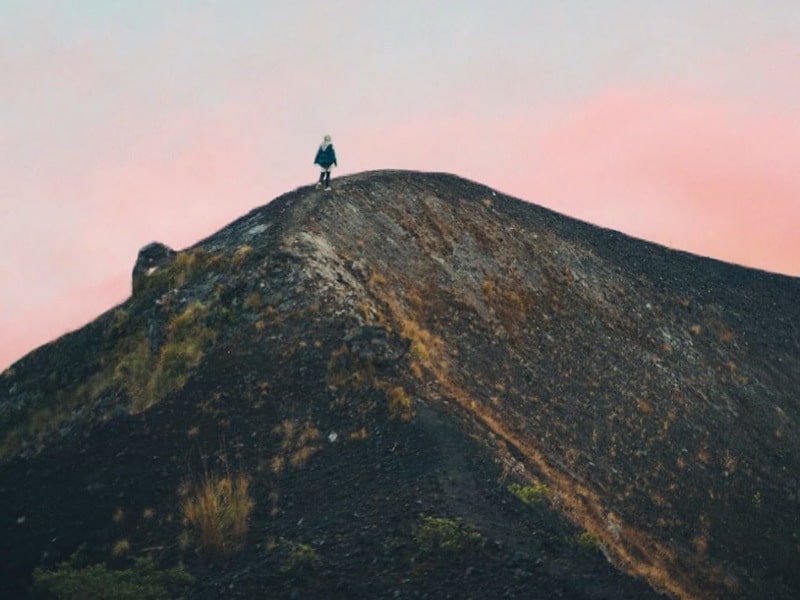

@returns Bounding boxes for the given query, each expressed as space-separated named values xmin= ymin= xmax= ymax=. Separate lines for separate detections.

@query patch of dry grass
xmin=244 ymin=292 xmax=262 ymax=310
xmin=111 ymin=539 xmax=131 ymax=557
xmin=387 ymin=386 xmax=414 ymax=421
xmin=326 ymin=345 xmax=376 ymax=389
xmin=349 ymin=427 xmax=369 ymax=440
xmin=400 ymin=318 xmax=441 ymax=362
xmin=271 ymin=420 xmax=321 ymax=472
xmin=180 ymin=471 xmax=255 ymax=556
xmin=232 ymin=244 xmax=253 ymax=266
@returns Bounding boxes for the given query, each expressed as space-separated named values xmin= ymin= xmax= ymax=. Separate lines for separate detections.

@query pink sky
xmin=2 ymin=2 xmax=799 ymax=370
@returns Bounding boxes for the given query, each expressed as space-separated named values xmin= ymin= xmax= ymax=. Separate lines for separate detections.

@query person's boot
xmin=316 ymin=172 xmax=325 ymax=188
xmin=325 ymin=171 xmax=332 ymax=191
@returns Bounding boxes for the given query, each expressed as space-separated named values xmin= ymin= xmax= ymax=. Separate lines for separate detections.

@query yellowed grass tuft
xmin=401 ymin=319 xmax=440 ymax=361
xmin=410 ymin=361 xmax=424 ymax=379
xmin=244 ymin=292 xmax=262 ymax=310
xmin=357 ymin=302 xmax=373 ymax=322
xmin=272 ymin=420 xmax=321 ymax=471
xmin=326 ymin=345 xmax=376 ymax=389
xmin=181 ymin=472 xmax=255 ymax=556
xmin=289 ymin=445 xmax=318 ymax=468
xmin=369 ymin=272 xmax=387 ymax=287
xmin=349 ymin=427 xmax=369 ymax=440
xmin=387 ymin=386 xmax=414 ymax=421
xmin=270 ymin=456 xmax=286 ymax=475
xmin=111 ymin=539 xmax=131 ymax=557
xmin=232 ymin=244 xmax=253 ymax=265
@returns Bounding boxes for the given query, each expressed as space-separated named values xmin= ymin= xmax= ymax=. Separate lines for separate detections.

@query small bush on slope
xmin=180 ymin=471 xmax=255 ymax=556
xmin=32 ymin=556 xmax=193 ymax=600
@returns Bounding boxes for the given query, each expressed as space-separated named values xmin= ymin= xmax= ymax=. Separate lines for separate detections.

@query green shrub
xmin=575 ymin=530 xmax=603 ymax=550
xmin=32 ymin=556 xmax=193 ymax=600
xmin=0 ymin=262 xmax=219 ymax=460
xmin=508 ymin=482 xmax=549 ymax=505
xmin=279 ymin=540 xmax=320 ymax=574
xmin=412 ymin=515 xmax=482 ymax=555
xmin=123 ymin=301 xmax=215 ymax=412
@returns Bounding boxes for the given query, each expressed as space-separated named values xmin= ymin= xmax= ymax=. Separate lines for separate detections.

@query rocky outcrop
xmin=131 ymin=241 xmax=176 ymax=295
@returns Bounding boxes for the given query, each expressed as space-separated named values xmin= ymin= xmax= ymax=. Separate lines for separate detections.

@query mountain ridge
xmin=2 ymin=170 xmax=798 ymax=599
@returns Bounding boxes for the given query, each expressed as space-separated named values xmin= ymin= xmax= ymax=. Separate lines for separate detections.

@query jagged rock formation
xmin=1 ymin=170 xmax=798 ymax=599
xmin=132 ymin=241 xmax=177 ymax=294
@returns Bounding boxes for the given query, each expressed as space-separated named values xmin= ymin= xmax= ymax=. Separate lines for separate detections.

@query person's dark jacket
xmin=314 ymin=143 xmax=337 ymax=169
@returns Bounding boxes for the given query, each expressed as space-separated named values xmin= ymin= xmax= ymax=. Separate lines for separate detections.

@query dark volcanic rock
xmin=1 ymin=170 xmax=798 ymax=599
xmin=132 ymin=241 xmax=176 ymax=295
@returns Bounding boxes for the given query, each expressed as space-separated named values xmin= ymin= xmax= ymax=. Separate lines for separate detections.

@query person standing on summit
xmin=314 ymin=134 xmax=337 ymax=190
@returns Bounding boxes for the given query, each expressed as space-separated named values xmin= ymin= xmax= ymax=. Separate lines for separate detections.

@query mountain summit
xmin=2 ymin=170 xmax=798 ymax=599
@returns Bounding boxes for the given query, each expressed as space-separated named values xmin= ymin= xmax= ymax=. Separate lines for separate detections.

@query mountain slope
xmin=1 ymin=170 xmax=798 ymax=599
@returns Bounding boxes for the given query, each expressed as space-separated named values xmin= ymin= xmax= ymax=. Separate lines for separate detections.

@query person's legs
xmin=324 ymin=170 xmax=331 ymax=188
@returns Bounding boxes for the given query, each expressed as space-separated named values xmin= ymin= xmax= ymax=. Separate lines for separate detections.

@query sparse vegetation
xmin=120 ymin=301 xmax=216 ymax=413
xmin=349 ymin=427 xmax=369 ymax=440
xmin=412 ymin=515 xmax=482 ymax=555
xmin=400 ymin=318 xmax=440 ymax=362
xmin=271 ymin=420 xmax=321 ymax=472
xmin=278 ymin=539 xmax=321 ymax=575
xmin=326 ymin=344 xmax=375 ymax=389
xmin=110 ymin=539 xmax=131 ymax=557
xmin=357 ymin=301 xmax=373 ymax=322
xmin=387 ymin=385 xmax=414 ymax=421
xmin=138 ymin=248 xmax=223 ymax=296
xmin=31 ymin=556 xmax=193 ymax=600
xmin=576 ymin=530 xmax=603 ymax=551
xmin=244 ymin=292 xmax=263 ymax=310
xmin=481 ymin=277 xmax=531 ymax=332
xmin=369 ymin=272 xmax=387 ymax=287
xmin=409 ymin=361 xmax=424 ymax=379
xmin=232 ymin=244 xmax=253 ymax=266
xmin=508 ymin=482 xmax=549 ymax=505
xmin=0 ymin=297 xmax=220 ymax=460
xmin=722 ymin=450 xmax=737 ymax=474
xmin=180 ymin=470 xmax=255 ymax=556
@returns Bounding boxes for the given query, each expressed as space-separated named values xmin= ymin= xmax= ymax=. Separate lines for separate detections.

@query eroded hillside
xmin=1 ymin=171 xmax=798 ymax=599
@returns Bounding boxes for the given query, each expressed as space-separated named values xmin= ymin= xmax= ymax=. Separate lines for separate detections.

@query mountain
xmin=1 ymin=170 xmax=798 ymax=599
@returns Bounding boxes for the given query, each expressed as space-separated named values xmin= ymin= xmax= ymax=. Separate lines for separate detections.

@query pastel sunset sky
xmin=2 ymin=1 xmax=799 ymax=370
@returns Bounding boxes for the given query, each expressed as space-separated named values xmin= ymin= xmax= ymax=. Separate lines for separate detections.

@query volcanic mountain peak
xmin=2 ymin=170 xmax=799 ymax=599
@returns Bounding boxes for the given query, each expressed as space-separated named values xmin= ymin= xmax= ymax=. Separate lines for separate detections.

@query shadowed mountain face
xmin=1 ymin=171 xmax=798 ymax=599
